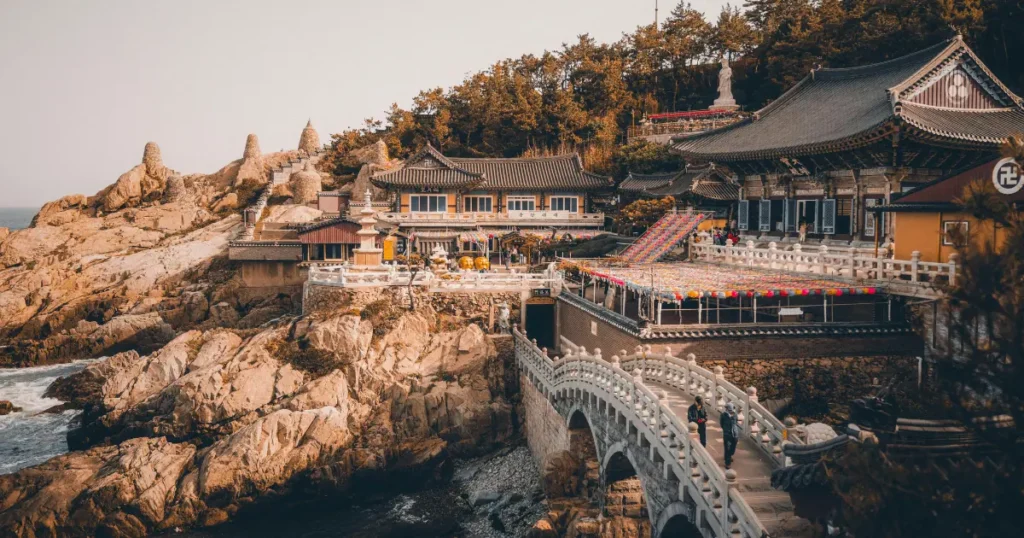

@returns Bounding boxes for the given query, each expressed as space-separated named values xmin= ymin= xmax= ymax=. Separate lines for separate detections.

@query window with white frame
xmin=506 ymin=196 xmax=536 ymax=211
xmin=942 ymin=221 xmax=968 ymax=246
xmin=410 ymin=194 xmax=447 ymax=212
xmin=548 ymin=196 xmax=578 ymax=212
xmin=463 ymin=195 xmax=493 ymax=212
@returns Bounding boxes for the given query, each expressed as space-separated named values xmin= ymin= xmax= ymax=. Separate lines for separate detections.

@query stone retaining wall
xmin=521 ymin=374 xmax=568 ymax=471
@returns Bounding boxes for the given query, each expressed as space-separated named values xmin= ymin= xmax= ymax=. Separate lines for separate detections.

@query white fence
xmin=376 ymin=211 xmax=605 ymax=226
xmin=307 ymin=263 xmax=563 ymax=292
xmin=515 ymin=330 xmax=798 ymax=538
xmin=691 ymin=239 xmax=957 ymax=287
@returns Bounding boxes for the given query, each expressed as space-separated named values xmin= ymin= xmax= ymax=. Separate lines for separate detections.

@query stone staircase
xmin=271 ymin=149 xmax=325 ymax=185
xmin=655 ymin=382 xmax=817 ymax=538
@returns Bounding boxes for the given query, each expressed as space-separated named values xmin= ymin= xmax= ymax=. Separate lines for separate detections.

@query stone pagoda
xmin=353 ymin=189 xmax=383 ymax=266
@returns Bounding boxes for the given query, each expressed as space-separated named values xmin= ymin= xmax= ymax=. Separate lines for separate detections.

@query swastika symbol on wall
xmin=993 ymin=158 xmax=1023 ymax=195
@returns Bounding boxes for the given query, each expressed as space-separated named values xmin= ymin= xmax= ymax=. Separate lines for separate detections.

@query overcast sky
xmin=0 ymin=0 xmax=728 ymax=208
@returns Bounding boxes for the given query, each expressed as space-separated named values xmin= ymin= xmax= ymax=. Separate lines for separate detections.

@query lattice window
xmin=737 ymin=200 xmax=749 ymax=231
xmin=759 ymin=200 xmax=771 ymax=232
xmin=784 ymin=199 xmax=798 ymax=233
xmin=410 ymin=194 xmax=448 ymax=212
xmin=821 ymin=199 xmax=837 ymax=234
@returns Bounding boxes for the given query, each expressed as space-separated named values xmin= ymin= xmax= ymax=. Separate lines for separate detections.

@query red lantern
xmin=746 ymin=291 xmax=754 ymax=298
xmin=765 ymin=291 xmax=775 ymax=298
xmin=867 ymin=287 xmax=877 ymax=295
xmin=835 ymin=289 xmax=844 ymax=296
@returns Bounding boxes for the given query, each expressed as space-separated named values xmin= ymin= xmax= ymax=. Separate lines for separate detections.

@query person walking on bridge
xmin=687 ymin=396 xmax=708 ymax=447
xmin=721 ymin=402 xmax=740 ymax=469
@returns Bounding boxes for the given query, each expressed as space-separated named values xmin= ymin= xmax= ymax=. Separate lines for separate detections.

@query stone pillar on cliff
xmin=235 ymin=134 xmax=266 ymax=186
xmin=353 ymin=189 xmax=383 ymax=266
xmin=297 ymin=120 xmax=320 ymax=155
xmin=710 ymin=56 xmax=739 ymax=112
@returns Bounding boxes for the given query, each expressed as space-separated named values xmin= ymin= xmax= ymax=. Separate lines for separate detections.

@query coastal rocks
xmin=297 ymin=120 xmax=320 ymax=154
xmin=0 ymin=400 xmax=23 ymax=415
xmin=3 ymin=288 xmax=520 ymax=536
xmin=290 ymin=162 xmax=322 ymax=204
xmin=103 ymin=142 xmax=171 ymax=211
xmin=31 ymin=194 xmax=89 ymax=227
xmin=0 ymin=437 xmax=196 ymax=538
xmin=196 ymin=407 xmax=350 ymax=500
xmin=234 ymin=134 xmax=265 ymax=186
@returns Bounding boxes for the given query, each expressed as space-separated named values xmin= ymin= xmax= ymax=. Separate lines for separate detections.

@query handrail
xmin=515 ymin=329 xmax=781 ymax=538
xmin=307 ymin=263 xmax=565 ymax=291
xmin=691 ymin=238 xmax=957 ymax=287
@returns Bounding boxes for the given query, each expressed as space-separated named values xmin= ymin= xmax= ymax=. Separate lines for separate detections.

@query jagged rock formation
xmin=0 ymin=138 xmax=306 ymax=366
xmin=290 ymin=162 xmax=322 ymax=204
xmin=103 ymin=142 xmax=171 ymax=211
xmin=350 ymin=140 xmax=393 ymax=200
xmin=351 ymin=139 xmax=389 ymax=165
xmin=0 ymin=290 xmax=518 ymax=537
xmin=234 ymin=134 xmax=265 ymax=186
xmin=297 ymin=120 xmax=320 ymax=154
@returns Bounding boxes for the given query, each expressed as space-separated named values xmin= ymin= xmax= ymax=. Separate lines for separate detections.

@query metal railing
xmin=515 ymin=330 xmax=795 ymax=538
xmin=691 ymin=238 xmax=957 ymax=287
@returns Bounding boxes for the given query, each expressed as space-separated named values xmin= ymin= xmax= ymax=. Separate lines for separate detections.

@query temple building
xmin=672 ymin=36 xmax=1024 ymax=246
xmin=618 ymin=164 xmax=738 ymax=221
xmin=370 ymin=144 xmax=613 ymax=256
xmin=875 ymin=158 xmax=1023 ymax=262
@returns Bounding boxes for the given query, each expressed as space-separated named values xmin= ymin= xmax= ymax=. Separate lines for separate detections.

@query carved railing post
xmin=948 ymin=252 xmax=958 ymax=286
xmin=910 ymin=250 xmax=921 ymax=282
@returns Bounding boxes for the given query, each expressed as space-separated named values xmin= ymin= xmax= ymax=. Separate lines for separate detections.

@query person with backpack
xmin=721 ymin=401 xmax=740 ymax=469
xmin=687 ymin=395 xmax=708 ymax=447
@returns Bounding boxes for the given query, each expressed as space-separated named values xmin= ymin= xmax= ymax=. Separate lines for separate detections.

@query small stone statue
xmin=497 ymin=302 xmax=511 ymax=334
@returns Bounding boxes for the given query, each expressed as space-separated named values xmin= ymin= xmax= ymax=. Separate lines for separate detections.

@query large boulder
xmin=104 ymin=142 xmax=170 ymax=211
xmin=31 ymin=194 xmax=89 ymax=227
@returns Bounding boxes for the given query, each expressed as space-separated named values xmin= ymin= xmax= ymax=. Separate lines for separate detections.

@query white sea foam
xmin=0 ymin=360 xmax=97 ymax=474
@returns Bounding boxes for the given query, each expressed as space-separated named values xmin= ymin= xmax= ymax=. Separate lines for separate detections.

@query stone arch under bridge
xmin=516 ymin=329 xmax=815 ymax=538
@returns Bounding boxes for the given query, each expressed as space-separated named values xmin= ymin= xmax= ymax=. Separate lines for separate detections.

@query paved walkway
xmin=651 ymin=380 xmax=816 ymax=537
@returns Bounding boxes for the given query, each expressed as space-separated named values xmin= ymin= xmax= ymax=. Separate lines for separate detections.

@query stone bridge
xmin=515 ymin=329 xmax=815 ymax=538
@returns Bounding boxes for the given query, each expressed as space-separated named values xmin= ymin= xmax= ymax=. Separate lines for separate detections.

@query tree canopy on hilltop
xmin=325 ymin=0 xmax=1023 ymax=179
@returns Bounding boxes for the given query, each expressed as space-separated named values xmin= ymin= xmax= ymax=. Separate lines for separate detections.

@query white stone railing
xmin=376 ymin=211 xmax=605 ymax=225
xmin=516 ymin=330 xmax=785 ymax=538
xmin=308 ymin=263 xmax=563 ymax=291
xmin=691 ymin=238 xmax=957 ymax=287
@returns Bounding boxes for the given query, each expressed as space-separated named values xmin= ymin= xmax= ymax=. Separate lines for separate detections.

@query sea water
xmin=0 ymin=361 xmax=93 ymax=474
xmin=0 ymin=207 xmax=37 ymax=231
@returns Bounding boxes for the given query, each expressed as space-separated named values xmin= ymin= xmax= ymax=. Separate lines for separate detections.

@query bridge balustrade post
xmin=818 ymin=244 xmax=829 ymax=274
xmin=686 ymin=353 xmax=698 ymax=394
xmin=742 ymin=387 xmax=756 ymax=437
xmin=948 ymin=252 xmax=958 ymax=286
xmin=712 ymin=366 xmax=725 ymax=411
xmin=910 ymin=250 xmax=921 ymax=282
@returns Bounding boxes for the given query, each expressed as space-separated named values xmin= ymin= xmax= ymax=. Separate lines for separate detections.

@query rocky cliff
xmin=0 ymin=289 xmax=520 ymax=537
xmin=0 ymin=124 xmax=350 ymax=367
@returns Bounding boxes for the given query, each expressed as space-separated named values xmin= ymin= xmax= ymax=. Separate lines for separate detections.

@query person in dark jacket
xmin=687 ymin=395 xmax=708 ymax=447
xmin=721 ymin=401 xmax=740 ymax=469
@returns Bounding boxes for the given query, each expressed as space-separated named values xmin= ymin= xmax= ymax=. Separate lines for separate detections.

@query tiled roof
xmin=619 ymin=171 xmax=679 ymax=193
xmin=371 ymin=144 xmax=612 ymax=191
xmin=448 ymin=153 xmax=612 ymax=191
xmin=371 ymin=145 xmax=485 ymax=189
xmin=672 ymin=37 xmax=1024 ymax=161
xmin=899 ymin=104 xmax=1024 ymax=145
xmin=640 ymin=165 xmax=738 ymax=201
xmin=297 ymin=215 xmax=361 ymax=234
xmin=879 ymin=159 xmax=1024 ymax=210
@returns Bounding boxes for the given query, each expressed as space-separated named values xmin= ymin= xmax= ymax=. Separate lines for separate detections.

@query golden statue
xmin=458 ymin=256 xmax=474 ymax=270
xmin=474 ymin=256 xmax=490 ymax=270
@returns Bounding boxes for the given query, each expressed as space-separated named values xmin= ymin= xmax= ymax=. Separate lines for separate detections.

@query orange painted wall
xmin=894 ymin=211 xmax=1011 ymax=263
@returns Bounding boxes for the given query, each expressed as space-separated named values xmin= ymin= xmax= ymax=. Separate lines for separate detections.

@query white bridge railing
xmin=376 ymin=210 xmax=605 ymax=225
xmin=307 ymin=263 xmax=563 ymax=292
xmin=691 ymin=238 xmax=957 ymax=287
xmin=515 ymin=330 xmax=799 ymax=538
